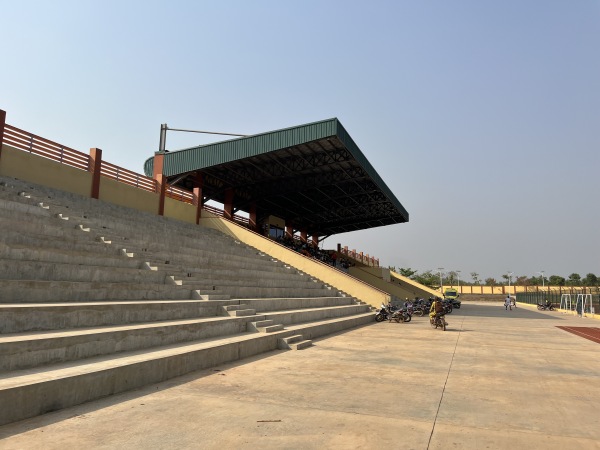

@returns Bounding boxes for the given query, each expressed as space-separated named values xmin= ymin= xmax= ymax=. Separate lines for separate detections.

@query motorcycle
xmin=375 ymin=303 xmax=390 ymax=322
xmin=392 ymin=307 xmax=412 ymax=323
xmin=430 ymin=313 xmax=447 ymax=331
xmin=537 ymin=302 xmax=555 ymax=311
xmin=375 ymin=303 xmax=411 ymax=323
xmin=442 ymin=299 xmax=453 ymax=314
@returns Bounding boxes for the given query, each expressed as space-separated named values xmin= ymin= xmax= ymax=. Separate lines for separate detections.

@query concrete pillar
xmin=0 ymin=109 xmax=6 ymax=161
xmin=312 ymin=233 xmax=319 ymax=249
xmin=192 ymin=172 xmax=204 ymax=224
xmin=224 ymin=188 xmax=234 ymax=220
xmin=89 ymin=148 xmax=102 ymax=199
xmin=249 ymin=203 xmax=257 ymax=231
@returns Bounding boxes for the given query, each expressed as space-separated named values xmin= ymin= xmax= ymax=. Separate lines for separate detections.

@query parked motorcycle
xmin=392 ymin=307 xmax=412 ymax=323
xmin=537 ymin=302 xmax=555 ymax=311
xmin=442 ymin=299 xmax=453 ymax=314
xmin=375 ymin=303 xmax=390 ymax=322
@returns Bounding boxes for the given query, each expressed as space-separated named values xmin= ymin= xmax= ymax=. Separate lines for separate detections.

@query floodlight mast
xmin=158 ymin=124 xmax=248 ymax=153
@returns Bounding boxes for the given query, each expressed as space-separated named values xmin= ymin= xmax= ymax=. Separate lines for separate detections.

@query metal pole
xmin=457 ymin=270 xmax=461 ymax=293
xmin=437 ymin=268 xmax=444 ymax=294
xmin=159 ymin=123 xmax=167 ymax=152
xmin=508 ymin=271 xmax=513 ymax=295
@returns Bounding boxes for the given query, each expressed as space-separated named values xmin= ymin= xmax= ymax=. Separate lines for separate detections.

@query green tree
xmin=567 ymin=273 xmax=581 ymax=286
xmin=548 ymin=275 xmax=565 ymax=286
xmin=582 ymin=273 xmax=598 ymax=286
xmin=515 ymin=275 xmax=529 ymax=286
xmin=485 ymin=278 xmax=497 ymax=286
xmin=470 ymin=272 xmax=480 ymax=284
xmin=398 ymin=267 xmax=418 ymax=279
xmin=414 ymin=270 xmax=439 ymax=289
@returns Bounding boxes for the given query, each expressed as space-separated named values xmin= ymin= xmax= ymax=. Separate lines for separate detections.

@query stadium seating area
xmin=0 ymin=175 xmax=374 ymax=425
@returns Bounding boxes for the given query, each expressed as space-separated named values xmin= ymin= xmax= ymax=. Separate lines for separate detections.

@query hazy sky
xmin=2 ymin=1 xmax=599 ymax=281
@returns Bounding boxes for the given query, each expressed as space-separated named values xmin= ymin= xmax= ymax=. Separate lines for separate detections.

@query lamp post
xmin=507 ymin=271 xmax=513 ymax=295
xmin=437 ymin=268 xmax=444 ymax=294
xmin=456 ymin=270 xmax=461 ymax=293
xmin=537 ymin=271 xmax=545 ymax=288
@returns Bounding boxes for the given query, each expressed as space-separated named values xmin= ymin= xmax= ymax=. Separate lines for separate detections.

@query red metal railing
xmin=101 ymin=160 xmax=156 ymax=193
xmin=340 ymin=245 xmax=379 ymax=267
xmin=3 ymin=124 xmax=90 ymax=171
xmin=166 ymin=184 xmax=194 ymax=204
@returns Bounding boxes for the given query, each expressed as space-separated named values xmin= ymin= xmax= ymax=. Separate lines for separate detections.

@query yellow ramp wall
xmin=199 ymin=214 xmax=390 ymax=308
xmin=350 ymin=267 xmax=440 ymax=301
xmin=350 ymin=266 xmax=442 ymax=300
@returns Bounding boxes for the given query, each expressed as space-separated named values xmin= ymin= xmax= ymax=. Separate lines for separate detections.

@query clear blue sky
xmin=2 ymin=1 xmax=599 ymax=281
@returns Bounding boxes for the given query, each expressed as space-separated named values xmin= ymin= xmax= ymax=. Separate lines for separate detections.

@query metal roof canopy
xmin=143 ymin=118 xmax=409 ymax=236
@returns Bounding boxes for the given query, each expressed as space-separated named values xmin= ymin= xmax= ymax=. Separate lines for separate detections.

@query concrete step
xmin=0 ymin=280 xmax=194 ymax=303
xmin=0 ymin=300 xmax=222 ymax=333
xmin=240 ymin=297 xmax=357 ymax=312
xmin=0 ymin=258 xmax=171 ymax=284
xmin=279 ymin=334 xmax=313 ymax=350
xmin=0 ymin=330 xmax=284 ymax=426
xmin=262 ymin=305 xmax=372 ymax=326
xmin=0 ymin=315 xmax=262 ymax=372
xmin=249 ymin=320 xmax=285 ymax=333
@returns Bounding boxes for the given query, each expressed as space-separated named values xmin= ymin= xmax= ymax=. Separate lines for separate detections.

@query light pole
xmin=437 ymin=268 xmax=444 ymax=294
xmin=507 ymin=271 xmax=513 ymax=295
xmin=456 ymin=270 xmax=461 ymax=293
xmin=537 ymin=271 xmax=545 ymax=288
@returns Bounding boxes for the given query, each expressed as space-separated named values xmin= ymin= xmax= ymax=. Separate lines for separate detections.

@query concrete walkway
xmin=1 ymin=302 xmax=599 ymax=449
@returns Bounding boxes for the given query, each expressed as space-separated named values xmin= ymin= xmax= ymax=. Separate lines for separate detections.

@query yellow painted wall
xmin=0 ymin=144 xmax=90 ymax=197
xmin=199 ymin=214 xmax=389 ymax=308
xmin=98 ymin=176 xmax=159 ymax=215
xmin=164 ymin=197 xmax=196 ymax=224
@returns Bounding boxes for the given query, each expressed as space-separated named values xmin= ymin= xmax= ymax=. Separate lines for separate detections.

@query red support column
xmin=300 ymin=228 xmax=307 ymax=243
xmin=312 ymin=233 xmax=319 ymax=249
xmin=249 ymin=203 xmax=257 ymax=231
xmin=285 ymin=220 xmax=293 ymax=240
xmin=192 ymin=172 xmax=204 ymax=224
xmin=89 ymin=148 xmax=102 ymax=199
xmin=153 ymin=152 xmax=166 ymax=216
xmin=224 ymin=188 xmax=234 ymax=220
xmin=156 ymin=175 xmax=166 ymax=216
xmin=0 ymin=109 xmax=6 ymax=161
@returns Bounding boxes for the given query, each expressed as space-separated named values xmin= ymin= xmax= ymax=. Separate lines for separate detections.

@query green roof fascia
xmin=143 ymin=117 xmax=339 ymax=178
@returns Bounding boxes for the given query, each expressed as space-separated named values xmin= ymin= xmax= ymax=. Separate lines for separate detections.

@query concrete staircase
xmin=0 ymin=176 xmax=374 ymax=426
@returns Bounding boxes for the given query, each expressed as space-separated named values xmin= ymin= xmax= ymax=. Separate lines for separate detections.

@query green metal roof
xmin=144 ymin=118 xmax=409 ymax=236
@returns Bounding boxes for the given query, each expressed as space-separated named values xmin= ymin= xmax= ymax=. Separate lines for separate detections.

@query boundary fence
xmin=516 ymin=290 xmax=599 ymax=305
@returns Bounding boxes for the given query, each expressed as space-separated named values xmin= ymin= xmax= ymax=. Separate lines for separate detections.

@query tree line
xmin=389 ymin=267 xmax=600 ymax=290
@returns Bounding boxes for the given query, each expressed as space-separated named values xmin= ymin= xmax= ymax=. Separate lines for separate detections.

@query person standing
xmin=505 ymin=295 xmax=512 ymax=311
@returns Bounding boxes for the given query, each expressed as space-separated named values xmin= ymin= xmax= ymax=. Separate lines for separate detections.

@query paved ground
xmin=1 ymin=302 xmax=599 ymax=449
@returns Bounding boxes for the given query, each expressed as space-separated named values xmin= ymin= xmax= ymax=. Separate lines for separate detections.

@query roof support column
xmin=153 ymin=152 xmax=165 ymax=216
xmin=224 ymin=188 xmax=234 ymax=220
xmin=192 ymin=172 xmax=204 ymax=224
xmin=89 ymin=148 xmax=102 ymax=199
xmin=311 ymin=233 xmax=319 ymax=249
xmin=285 ymin=220 xmax=293 ymax=241
xmin=249 ymin=203 xmax=257 ymax=231
xmin=300 ymin=228 xmax=307 ymax=244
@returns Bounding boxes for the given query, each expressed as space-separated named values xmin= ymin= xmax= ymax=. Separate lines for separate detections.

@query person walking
xmin=505 ymin=295 xmax=512 ymax=311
